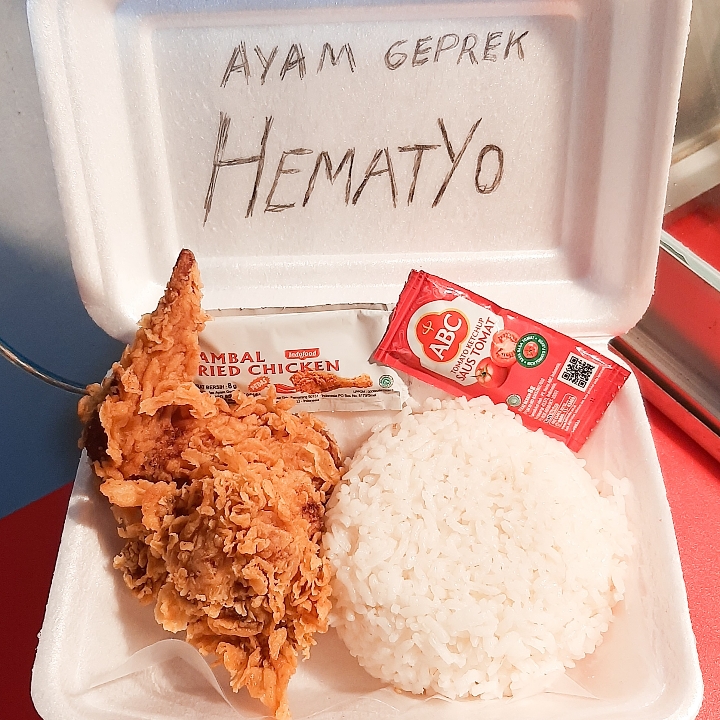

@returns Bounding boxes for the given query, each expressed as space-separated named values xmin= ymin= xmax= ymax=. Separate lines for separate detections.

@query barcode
xmin=559 ymin=353 xmax=598 ymax=391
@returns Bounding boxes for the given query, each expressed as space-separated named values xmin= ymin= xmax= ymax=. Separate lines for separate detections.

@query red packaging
xmin=374 ymin=271 xmax=630 ymax=451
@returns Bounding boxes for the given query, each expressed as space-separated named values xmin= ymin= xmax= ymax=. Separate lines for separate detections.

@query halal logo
xmin=515 ymin=333 xmax=548 ymax=368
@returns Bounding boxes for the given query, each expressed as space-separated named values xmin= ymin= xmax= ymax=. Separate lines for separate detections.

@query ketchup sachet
xmin=373 ymin=271 xmax=630 ymax=451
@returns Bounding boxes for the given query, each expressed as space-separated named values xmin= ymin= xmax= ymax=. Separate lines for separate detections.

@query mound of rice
xmin=323 ymin=396 xmax=633 ymax=699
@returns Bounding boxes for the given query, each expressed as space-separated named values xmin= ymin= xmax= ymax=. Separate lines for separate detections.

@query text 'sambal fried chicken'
xmin=78 ymin=250 xmax=342 ymax=720
xmin=290 ymin=370 xmax=372 ymax=394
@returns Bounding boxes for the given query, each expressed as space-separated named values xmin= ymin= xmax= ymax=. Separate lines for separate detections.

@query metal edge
xmin=610 ymin=336 xmax=720 ymax=463
xmin=660 ymin=230 xmax=720 ymax=292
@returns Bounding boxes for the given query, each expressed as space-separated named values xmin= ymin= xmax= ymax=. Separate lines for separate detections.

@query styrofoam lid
xmin=28 ymin=0 xmax=691 ymax=342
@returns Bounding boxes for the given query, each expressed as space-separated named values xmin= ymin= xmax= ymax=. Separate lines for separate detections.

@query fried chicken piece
xmin=290 ymin=370 xmax=373 ymax=394
xmin=78 ymin=250 xmax=342 ymax=720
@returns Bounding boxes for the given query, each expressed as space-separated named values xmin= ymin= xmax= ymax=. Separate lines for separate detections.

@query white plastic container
xmin=26 ymin=0 xmax=702 ymax=718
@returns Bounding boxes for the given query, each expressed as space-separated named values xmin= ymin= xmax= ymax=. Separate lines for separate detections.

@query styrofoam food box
xmin=26 ymin=0 xmax=702 ymax=718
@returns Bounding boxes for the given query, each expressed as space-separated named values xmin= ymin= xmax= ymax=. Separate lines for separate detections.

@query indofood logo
xmin=285 ymin=348 xmax=320 ymax=360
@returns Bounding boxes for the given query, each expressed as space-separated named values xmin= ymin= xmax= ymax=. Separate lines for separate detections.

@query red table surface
xmin=1 ymin=402 xmax=718 ymax=719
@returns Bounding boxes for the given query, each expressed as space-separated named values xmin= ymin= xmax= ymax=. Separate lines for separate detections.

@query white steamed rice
xmin=322 ymin=396 xmax=634 ymax=700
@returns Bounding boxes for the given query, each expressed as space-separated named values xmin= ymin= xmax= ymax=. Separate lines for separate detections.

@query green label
xmin=515 ymin=333 xmax=548 ymax=368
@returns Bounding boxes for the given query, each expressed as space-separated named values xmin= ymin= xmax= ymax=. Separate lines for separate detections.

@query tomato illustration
xmin=522 ymin=341 xmax=540 ymax=359
xmin=475 ymin=358 xmax=509 ymax=388
xmin=490 ymin=329 xmax=520 ymax=367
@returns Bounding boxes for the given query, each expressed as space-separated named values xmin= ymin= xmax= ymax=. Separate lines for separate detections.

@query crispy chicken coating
xmin=78 ymin=250 xmax=342 ymax=720
xmin=290 ymin=370 xmax=373 ymax=394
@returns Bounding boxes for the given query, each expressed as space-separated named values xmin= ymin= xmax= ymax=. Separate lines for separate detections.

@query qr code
xmin=559 ymin=353 xmax=599 ymax=391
